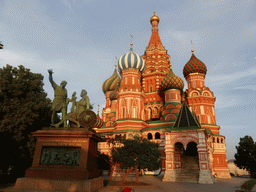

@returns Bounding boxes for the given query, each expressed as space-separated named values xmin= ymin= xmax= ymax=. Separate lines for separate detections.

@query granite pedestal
xmin=14 ymin=128 xmax=103 ymax=192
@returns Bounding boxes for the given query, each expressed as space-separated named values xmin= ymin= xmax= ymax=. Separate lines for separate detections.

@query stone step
xmin=177 ymin=176 xmax=198 ymax=180
xmin=180 ymin=168 xmax=199 ymax=171
xmin=176 ymin=179 xmax=198 ymax=183
xmin=182 ymin=166 xmax=199 ymax=169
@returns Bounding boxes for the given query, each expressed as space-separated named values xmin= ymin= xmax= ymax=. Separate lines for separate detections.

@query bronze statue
xmin=67 ymin=90 xmax=96 ymax=129
xmin=70 ymin=91 xmax=77 ymax=113
xmin=48 ymin=69 xmax=69 ymax=128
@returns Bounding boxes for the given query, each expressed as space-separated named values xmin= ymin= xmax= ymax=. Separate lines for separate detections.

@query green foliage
xmin=111 ymin=137 xmax=161 ymax=172
xmin=241 ymin=178 xmax=256 ymax=190
xmin=235 ymin=135 xmax=256 ymax=178
xmin=0 ymin=64 xmax=52 ymax=176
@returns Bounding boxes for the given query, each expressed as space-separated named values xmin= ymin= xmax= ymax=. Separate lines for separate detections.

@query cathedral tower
xmin=160 ymin=67 xmax=184 ymax=122
xmin=115 ymin=43 xmax=146 ymax=131
xmin=102 ymin=65 xmax=121 ymax=127
xmin=142 ymin=12 xmax=170 ymax=121
xmin=183 ymin=49 xmax=219 ymax=134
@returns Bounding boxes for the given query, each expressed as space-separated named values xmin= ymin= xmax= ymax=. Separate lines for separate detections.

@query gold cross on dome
xmin=115 ymin=56 xmax=118 ymax=68
xmin=191 ymin=40 xmax=194 ymax=53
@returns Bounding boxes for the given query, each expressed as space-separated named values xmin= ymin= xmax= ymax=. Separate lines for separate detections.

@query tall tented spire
xmin=148 ymin=11 xmax=164 ymax=51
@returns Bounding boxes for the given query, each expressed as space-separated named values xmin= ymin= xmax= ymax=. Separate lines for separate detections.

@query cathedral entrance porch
xmin=169 ymin=142 xmax=200 ymax=183
xmin=163 ymin=131 xmax=215 ymax=184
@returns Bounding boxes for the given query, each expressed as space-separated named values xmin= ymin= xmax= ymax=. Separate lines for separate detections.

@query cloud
xmin=207 ymin=65 xmax=256 ymax=88
xmin=244 ymin=22 xmax=256 ymax=38
xmin=60 ymin=0 xmax=73 ymax=11
xmin=234 ymin=85 xmax=256 ymax=91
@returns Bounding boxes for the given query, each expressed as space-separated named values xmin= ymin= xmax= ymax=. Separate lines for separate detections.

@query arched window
xmin=217 ymin=137 xmax=219 ymax=143
xmin=147 ymin=108 xmax=152 ymax=120
xmin=123 ymin=108 xmax=125 ymax=119
xmin=221 ymin=138 xmax=223 ymax=143
xmin=153 ymin=107 xmax=158 ymax=115
xmin=155 ymin=132 xmax=160 ymax=139
xmin=149 ymin=86 xmax=152 ymax=92
xmin=213 ymin=137 xmax=215 ymax=143
xmin=132 ymin=107 xmax=136 ymax=118
xmin=147 ymin=133 xmax=152 ymax=140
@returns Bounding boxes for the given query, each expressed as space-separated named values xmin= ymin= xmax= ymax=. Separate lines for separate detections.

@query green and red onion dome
xmin=94 ymin=115 xmax=104 ymax=128
xmin=102 ymin=69 xmax=121 ymax=94
xmin=160 ymin=68 xmax=184 ymax=92
xmin=109 ymin=86 xmax=119 ymax=101
xmin=183 ymin=52 xmax=207 ymax=77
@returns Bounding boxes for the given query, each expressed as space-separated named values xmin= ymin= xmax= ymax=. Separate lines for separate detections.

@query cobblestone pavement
xmin=97 ymin=176 xmax=253 ymax=192
xmin=2 ymin=176 xmax=255 ymax=192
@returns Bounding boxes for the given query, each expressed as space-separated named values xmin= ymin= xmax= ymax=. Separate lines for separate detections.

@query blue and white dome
xmin=118 ymin=43 xmax=145 ymax=73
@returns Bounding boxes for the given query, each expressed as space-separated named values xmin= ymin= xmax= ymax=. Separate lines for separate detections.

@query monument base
xmin=14 ymin=128 xmax=104 ymax=191
xmin=14 ymin=177 xmax=103 ymax=192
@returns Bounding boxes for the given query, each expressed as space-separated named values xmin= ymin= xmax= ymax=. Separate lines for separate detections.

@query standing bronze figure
xmin=48 ymin=69 xmax=69 ymax=128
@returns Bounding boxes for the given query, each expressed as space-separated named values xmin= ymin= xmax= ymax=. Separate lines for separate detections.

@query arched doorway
xmin=185 ymin=142 xmax=198 ymax=156
xmin=178 ymin=141 xmax=199 ymax=183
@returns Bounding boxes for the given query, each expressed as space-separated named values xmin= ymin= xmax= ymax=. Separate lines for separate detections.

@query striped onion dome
xmin=183 ymin=51 xmax=207 ymax=77
xmin=94 ymin=114 xmax=104 ymax=128
xmin=118 ymin=43 xmax=145 ymax=73
xmin=102 ymin=68 xmax=121 ymax=94
xmin=160 ymin=68 xmax=184 ymax=91
xmin=109 ymin=86 xmax=119 ymax=101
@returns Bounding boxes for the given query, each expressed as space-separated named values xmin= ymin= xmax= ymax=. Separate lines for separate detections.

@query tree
xmin=111 ymin=136 xmax=161 ymax=183
xmin=235 ymin=135 xmax=256 ymax=178
xmin=0 ymin=64 xmax=52 ymax=177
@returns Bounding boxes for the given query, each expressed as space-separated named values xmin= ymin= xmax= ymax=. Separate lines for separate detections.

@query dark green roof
xmin=173 ymin=102 xmax=201 ymax=129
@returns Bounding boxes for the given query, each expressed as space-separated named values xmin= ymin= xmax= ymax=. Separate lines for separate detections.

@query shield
xmin=78 ymin=110 xmax=97 ymax=128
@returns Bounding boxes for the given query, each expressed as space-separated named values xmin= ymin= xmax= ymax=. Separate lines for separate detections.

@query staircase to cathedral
xmin=176 ymin=156 xmax=200 ymax=183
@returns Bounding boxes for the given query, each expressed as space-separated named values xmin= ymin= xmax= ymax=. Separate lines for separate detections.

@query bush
xmin=241 ymin=178 xmax=256 ymax=190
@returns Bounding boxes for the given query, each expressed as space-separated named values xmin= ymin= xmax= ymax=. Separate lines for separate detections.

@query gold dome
xmin=150 ymin=11 xmax=160 ymax=24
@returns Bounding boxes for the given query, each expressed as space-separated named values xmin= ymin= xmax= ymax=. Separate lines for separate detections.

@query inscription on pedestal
xmin=40 ymin=146 xmax=81 ymax=165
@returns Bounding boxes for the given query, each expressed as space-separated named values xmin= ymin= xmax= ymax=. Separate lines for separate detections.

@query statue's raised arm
xmin=48 ymin=69 xmax=57 ymax=90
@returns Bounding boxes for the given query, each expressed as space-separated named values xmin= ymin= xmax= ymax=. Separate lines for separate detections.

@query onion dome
xmin=102 ymin=68 xmax=121 ymax=94
xmin=183 ymin=50 xmax=207 ymax=78
xmin=118 ymin=43 xmax=145 ymax=73
xmin=109 ymin=86 xmax=119 ymax=101
xmin=94 ymin=106 xmax=104 ymax=128
xmin=160 ymin=68 xmax=184 ymax=91
xmin=150 ymin=11 xmax=160 ymax=24
xmin=94 ymin=115 xmax=104 ymax=128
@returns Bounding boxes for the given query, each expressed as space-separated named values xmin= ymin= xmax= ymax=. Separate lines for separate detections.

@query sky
xmin=0 ymin=0 xmax=256 ymax=160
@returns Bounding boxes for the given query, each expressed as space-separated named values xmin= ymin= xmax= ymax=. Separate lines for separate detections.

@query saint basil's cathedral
xmin=94 ymin=12 xmax=231 ymax=183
